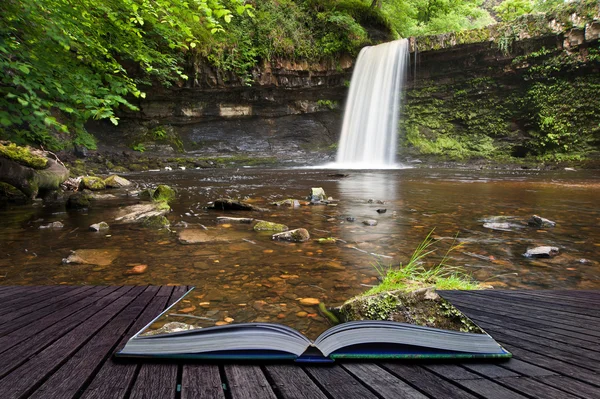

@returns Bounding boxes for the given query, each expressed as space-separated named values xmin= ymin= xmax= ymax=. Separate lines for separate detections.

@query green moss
xmin=152 ymin=184 xmax=176 ymax=204
xmin=141 ymin=215 xmax=170 ymax=229
xmin=254 ymin=220 xmax=288 ymax=232
xmin=317 ymin=237 xmax=337 ymax=244
xmin=80 ymin=176 xmax=106 ymax=191
xmin=0 ymin=143 xmax=47 ymax=169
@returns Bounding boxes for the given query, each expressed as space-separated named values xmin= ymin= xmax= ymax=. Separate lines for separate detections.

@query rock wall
xmin=94 ymin=2 xmax=600 ymax=165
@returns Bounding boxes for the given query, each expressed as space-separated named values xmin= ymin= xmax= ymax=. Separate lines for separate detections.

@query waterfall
xmin=335 ymin=39 xmax=409 ymax=168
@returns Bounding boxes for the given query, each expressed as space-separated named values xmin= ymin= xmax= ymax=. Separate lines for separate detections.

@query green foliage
xmin=0 ymin=0 xmax=251 ymax=148
xmin=494 ymin=0 xmax=534 ymax=22
xmin=0 ymin=142 xmax=48 ymax=169
xmin=367 ymin=230 xmax=480 ymax=296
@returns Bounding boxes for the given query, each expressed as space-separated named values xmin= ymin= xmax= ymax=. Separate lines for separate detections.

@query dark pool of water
xmin=1 ymin=167 xmax=598 ymax=336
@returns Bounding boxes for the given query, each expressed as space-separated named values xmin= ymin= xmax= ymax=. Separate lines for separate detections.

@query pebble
xmin=298 ymin=298 xmax=320 ymax=306
xmin=123 ymin=264 xmax=148 ymax=275
xmin=296 ymin=311 xmax=308 ymax=318
xmin=215 ymin=321 xmax=228 ymax=326
xmin=179 ymin=306 xmax=196 ymax=313
xmin=224 ymin=317 xmax=234 ymax=323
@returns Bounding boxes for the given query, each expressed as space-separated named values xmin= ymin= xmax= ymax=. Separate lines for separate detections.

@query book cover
xmin=116 ymin=287 xmax=511 ymax=362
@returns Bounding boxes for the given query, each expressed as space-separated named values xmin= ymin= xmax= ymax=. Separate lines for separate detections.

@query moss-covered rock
xmin=141 ymin=215 xmax=170 ymax=229
xmin=253 ymin=220 xmax=289 ymax=232
xmin=66 ymin=191 xmax=92 ymax=209
xmin=79 ymin=176 xmax=106 ymax=191
xmin=340 ymin=288 xmax=483 ymax=333
xmin=152 ymin=184 xmax=176 ymax=204
xmin=272 ymin=228 xmax=310 ymax=242
xmin=104 ymin=175 xmax=132 ymax=188
xmin=0 ymin=142 xmax=48 ymax=169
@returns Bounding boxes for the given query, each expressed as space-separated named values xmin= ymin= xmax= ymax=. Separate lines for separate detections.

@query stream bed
xmin=1 ymin=167 xmax=598 ymax=336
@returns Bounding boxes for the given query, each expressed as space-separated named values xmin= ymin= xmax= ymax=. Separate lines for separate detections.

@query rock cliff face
xmin=94 ymin=3 xmax=600 ymax=165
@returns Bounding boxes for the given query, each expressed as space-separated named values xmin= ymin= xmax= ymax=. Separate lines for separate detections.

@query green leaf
xmin=17 ymin=65 xmax=30 ymax=74
xmin=193 ymin=15 xmax=200 ymax=22
xmin=17 ymin=98 xmax=29 ymax=106
xmin=189 ymin=42 xmax=196 ymax=49
xmin=109 ymin=116 xmax=119 ymax=125
xmin=224 ymin=14 xmax=232 ymax=23
xmin=0 ymin=118 xmax=12 ymax=126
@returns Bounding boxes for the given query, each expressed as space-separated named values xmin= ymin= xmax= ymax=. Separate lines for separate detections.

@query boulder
xmin=89 ymin=222 xmax=109 ymax=232
xmin=141 ymin=215 xmax=170 ymax=229
xmin=152 ymin=184 xmax=176 ymax=203
xmin=66 ymin=191 xmax=92 ymax=209
xmin=39 ymin=221 xmax=64 ymax=229
xmin=216 ymin=217 xmax=254 ymax=224
xmin=62 ymin=249 xmax=119 ymax=266
xmin=309 ymin=187 xmax=327 ymax=203
xmin=528 ymin=215 xmax=556 ymax=228
xmin=79 ymin=176 xmax=106 ymax=191
xmin=272 ymin=228 xmax=310 ymax=242
xmin=523 ymin=246 xmax=559 ymax=258
xmin=104 ymin=175 xmax=132 ymax=188
xmin=114 ymin=203 xmax=170 ymax=223
xmin=271 ymin=199 xmax=301 ymax=207
xmin=254 ymin=220 xmax=289 ymax=232
xmin=208 ymin=198 xmax=268 ymax=212
xmin=483 ymin=222 xmax=512 ymax=231
xmin=178 ymin=229 xmax=230 ymax=244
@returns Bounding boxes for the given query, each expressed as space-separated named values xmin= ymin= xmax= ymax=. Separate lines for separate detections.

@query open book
xmin=116 ymin=289 xmax=511 ymax=362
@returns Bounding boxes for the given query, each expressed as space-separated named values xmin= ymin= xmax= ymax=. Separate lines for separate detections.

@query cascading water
xmin=334 ymin=39 xmax=409 ymax=168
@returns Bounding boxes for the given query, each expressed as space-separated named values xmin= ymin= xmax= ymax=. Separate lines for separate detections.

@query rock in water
xmin=208 ymin=198 xmax=268 ymax=212
xmin=272 ymin=228 xmax=310 ymax=242
xmin=66 ymin=191 xmax=92 ymax=209
xmin=178 ymin=230 xmax=230 ymax=244
xmin=523 ymin=246 xmax=559 ymax=258
xmin=528 ymin=215 xmax=556 ymax=228
xmin=253 ymin=220 xmax=289 ymax=232
xmin=79 ymin=176 xmax=106 ymax=191
xmin=309 ymin=188 xmax=327 ymax=203
xmin=376 ymin=209 xmax=387 ymax=214
xmin=216 ymin=217 xmax=254 ymax=224
xmin=152 ymin=184 xmax=176 ymax=204
xmin=62 ymin=249 xmax=119 ymax=266
xmin=483 ymin=222 xmax=512 ymax=231
xmin=363 ymin=220 xmax=378 ymax=226
xmin=39 ymin=221 xmax=64 ymax=229
xmin=104 ymin=175 xmax=132 ymax=188
xmin=114 ymin=203 xmax=170 ymax=223
xmin=141 ymin=215 xmax=170 ymax=229
xmin=89 ymin=222 xmax=109 ymax=231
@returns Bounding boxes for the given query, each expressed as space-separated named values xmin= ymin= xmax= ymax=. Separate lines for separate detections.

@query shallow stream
xmin=1 ymin=167 xmax=598 ymax=336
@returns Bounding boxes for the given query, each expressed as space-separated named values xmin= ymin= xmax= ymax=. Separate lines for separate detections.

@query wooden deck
xmin=0 ymin=286 xmax=598 ymax=399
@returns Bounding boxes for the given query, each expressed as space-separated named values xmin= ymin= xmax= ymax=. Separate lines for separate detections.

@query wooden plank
xmin=491 ymin=341 xmax=600 ymax=387
xmin=181 ymin=365 xmax=226 ymax=399
xmin=0 ymin=286 xmax=113 ymax=355
xmin=28 ymin=286 xmax=160 ymax=399
xmin=127 ymin=286 xmax=183 ymax=399
xmin=441 ymin=295 xmax=600 ymax=339
xmin=453 ymin=379 xmax=528 ymax=399
xmin=477 ymin=291 xmax=600 ymax=316
xmin=81 ymin=287 xmax=174 ymax=399
xmin=422 ymin=364 xmax=483 ymax=381
xmin=342 ymin=363 xmax=428 ymax=399
xmin=475 ymin=359 xmax=555 ymax=378
xmin=0 ymin=285 xmax=95 ymax=335
xmin=264 ymin=365 xmax=327 ymax=399
xmin=534 ymin=375 xmax=600 ymax=399
xmin=225 ymin=365 xmax=277 ymax=399
xmin=493 ymin=376 xmax=583 ymax=399
xmin=442 ymin=292 xmax=600 ymax=328
xmin=381 ymin=363 xmax=478 ymax=399
xmin=304 ymin=365 xmax=379 ymax=399
xmin=458 ymin=308 xmax=600 ymax=354
xmin=129 ymin=364 xmax=178 ymax=399
xmin=0 ymin=286 xmax=140 ymax=399
xmin=456 ymin=363 xmax=521 ymax=379
xmin=0 ymin=285 xmax=64 ymax=312
xmin=470 ymin=291 xmax=600 ymax=318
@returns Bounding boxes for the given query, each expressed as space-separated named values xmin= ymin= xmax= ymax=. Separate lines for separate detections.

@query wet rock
xmin=178 ymin=229 xmax=230 ymax=244
xmin=309 ymin=187 xmax=327 ymax=203
xmin=66 ymin=191 xmax=92 ymax=209
xmin=271 ymin=199 xmax=301 ymax=207
xmin=152 ymin=184 xmax=176 ymax=204
xmin=317 ymin=237 xmax=337 ymax=244
xmin=272 ymin=228 xmax=310 ymax=243
xmin=104 ymin=175 xmax=132 ymax=188
xmin=208 ymin=198 xmax=268 ymax=212
xmin=114 ymin=203 xmax=170 ymax=223
xmin=138 ymin=188 xmax=154 ymax=201
xmin=346 ymin=217 xmax=356 ymax=222
xmin=141 ymin=215 xmax=170 ymax=229
xmin=39 ymin=221 xmax=64 ymax=229
xmin=376 ymin=209 xmax=387 ymax=214
xmin=216 ymin=216 xmax=254 ymax=224
xmin=528 ymin=215 xmax=556 ymax=228
xmin=254 ymin=220 xmax=289 ymax=232
xmin=523 ymin=246 xmax=559 ymax=258
xmin=123 ymin=264 xmax=148 ymax=275
xmin=62 ymin=249 xmax=119 ymax=266
xmin=299 ymin=298 xmax=320 ymax=306
xmin=483 ymin=222 xmax=512 ymax=231
xmin=89 ymin=222 xmax=109 ymax=232
xmin=141 ymin=322 xmax=195 ymax=337
xmin=79 ymin=176 xmax=106 ymax=191
xmin=363 ymin=220 xmax=378 ymax=226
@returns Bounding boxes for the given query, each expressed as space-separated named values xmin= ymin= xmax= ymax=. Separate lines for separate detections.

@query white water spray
xmin=334 ymin=39 xmax=409 ymax=169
